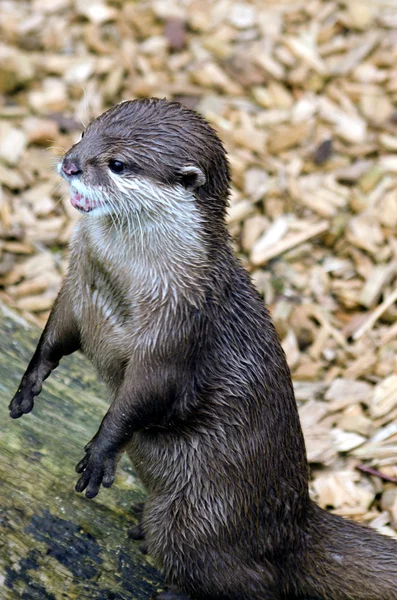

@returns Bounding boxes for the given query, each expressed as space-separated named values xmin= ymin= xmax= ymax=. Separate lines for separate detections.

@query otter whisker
xmin=106 ymin=183 xmax=134 ymax=237
xmin=46 ymin=146 xmax=66 ymax=153
xmin=50 ymin=181 xmax=68 ymax=205
xmin=107 ymin=188 xmax=124 ymax=234
xmin=101 ymin=192 xmax=118 ymax=232
xmin=114 ymin=191 xmax=132 ymax=236
xmin=134 ymin=206 xmax=145 ymax=256
xmin=79 ymin=83 xmax=90 ymax=128
xmin=51 ymin=193 xmax=68 ymax=214
xmin=109 ymin=195 xmax=122 ymax=235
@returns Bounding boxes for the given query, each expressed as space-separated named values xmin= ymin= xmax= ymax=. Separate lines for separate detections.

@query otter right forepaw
xmin=75 ymin=438 xmax=118 ymax=498
xmin=9 ymin=385 xmax=37 ymax=419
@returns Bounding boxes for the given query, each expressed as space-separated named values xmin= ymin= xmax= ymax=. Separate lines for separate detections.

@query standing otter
xmin=9 ymin=98 xmax=397 ymax=600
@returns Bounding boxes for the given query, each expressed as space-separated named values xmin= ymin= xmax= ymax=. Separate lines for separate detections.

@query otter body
xmin=9 ymin=99 xmax=397 ymax=600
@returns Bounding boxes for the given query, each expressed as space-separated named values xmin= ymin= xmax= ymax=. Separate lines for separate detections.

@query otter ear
xmin=179 ymin=166 xmax=206 ymax=191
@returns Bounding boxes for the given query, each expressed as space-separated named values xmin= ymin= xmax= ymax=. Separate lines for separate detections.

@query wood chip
xmin=370 ymin=376 xmax=397 ymax=419
xmin=332 ymin=31 xmax=380 ymax=75
xmin=251 ymin=221 xmax=329 ymax=266
xmin=1 ymin=0 xmax=396 ymax=536
xmin=353 ymin=287 xmax=397 ymax=340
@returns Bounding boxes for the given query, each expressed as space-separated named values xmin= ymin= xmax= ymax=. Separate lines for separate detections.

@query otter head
xmin=59 ymin=98 xmax=230 ymax=225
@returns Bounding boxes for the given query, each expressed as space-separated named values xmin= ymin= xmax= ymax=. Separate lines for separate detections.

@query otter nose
xmin=62 ymin=158 xmax=82 ymax=177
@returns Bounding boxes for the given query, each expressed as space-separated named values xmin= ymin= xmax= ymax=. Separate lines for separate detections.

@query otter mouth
xmin=70 ymin=187 xmax=101 ymax=213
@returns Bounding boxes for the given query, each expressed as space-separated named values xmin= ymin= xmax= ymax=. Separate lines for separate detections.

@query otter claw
xmin=75 ymin=442 xmax=117 ymax=498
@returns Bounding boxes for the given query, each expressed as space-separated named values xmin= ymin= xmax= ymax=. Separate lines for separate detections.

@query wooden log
xmin=0 ymin=303 xmax=163 ymax=599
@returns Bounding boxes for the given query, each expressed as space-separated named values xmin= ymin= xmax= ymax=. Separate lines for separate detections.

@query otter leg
xmin=128 ymin=508 xmax=149 ymax=552
xmin=147 ymin=528 xmax=282 ymax=600
xmin=75 ymin=359 xmax=195 ymax=498
xmin=9 ymin=286 xmax=80 ymax=419
xmin=139 ymin=542 xmax=149 ymax=554
xmin=128 ymin=524 xmax=145 ymax=539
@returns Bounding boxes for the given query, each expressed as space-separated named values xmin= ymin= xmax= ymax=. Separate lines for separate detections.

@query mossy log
xmin=0 ymin=304 xmax=163 ymax=599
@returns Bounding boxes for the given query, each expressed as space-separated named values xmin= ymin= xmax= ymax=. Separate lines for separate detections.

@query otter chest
xmin=71 ymin=251 xmax=178 ymax=384
xmin=68 ymin=214 xmax=206 ymax=385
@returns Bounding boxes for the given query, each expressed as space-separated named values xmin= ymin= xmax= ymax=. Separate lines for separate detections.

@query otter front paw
xmin=9 ymin=382 xmax=39 ymax=419
xmin=75 ymin=440 xmax=118 ymax=499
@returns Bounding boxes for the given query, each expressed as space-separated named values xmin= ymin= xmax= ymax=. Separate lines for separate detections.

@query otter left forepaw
xmin=75 ymin=440 xmax=117 ymax=498
xmin=9 ymin=387 xmax=36 ymax=419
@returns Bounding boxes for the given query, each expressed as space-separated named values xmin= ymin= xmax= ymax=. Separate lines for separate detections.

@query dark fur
xmin=10 ymin=99 xmax=397 ymax=600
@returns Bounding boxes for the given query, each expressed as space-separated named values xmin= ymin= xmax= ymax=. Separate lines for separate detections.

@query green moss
xmin=0 ymin=304 xmax=162 ymax=599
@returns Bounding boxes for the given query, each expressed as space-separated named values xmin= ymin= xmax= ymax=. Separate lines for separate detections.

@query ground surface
xmin=0 ymin=0 xmax=396 ymax=541
xmin=0 ymin=304 xmax=162 ymax=599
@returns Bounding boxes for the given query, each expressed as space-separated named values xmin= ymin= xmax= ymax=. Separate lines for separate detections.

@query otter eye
xmin=81 ymin=131 xmax=84 ymax=139
xmin=109 ymin=159 xmax=125 ymax=174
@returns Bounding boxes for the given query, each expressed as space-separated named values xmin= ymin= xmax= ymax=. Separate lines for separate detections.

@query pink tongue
xmin=70 ymin=188 xmax=93 ymax=212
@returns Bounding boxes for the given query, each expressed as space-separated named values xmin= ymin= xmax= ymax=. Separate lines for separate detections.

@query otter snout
xmin=62 ymin=157 xmax=82 ymax=178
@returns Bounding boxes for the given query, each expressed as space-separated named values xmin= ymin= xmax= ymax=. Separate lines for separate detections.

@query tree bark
xmin=0 ymin=303 xmax=163 ymax=600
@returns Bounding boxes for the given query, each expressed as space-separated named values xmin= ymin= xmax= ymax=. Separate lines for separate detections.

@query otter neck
xmin=78 ymin=194 xmax=209 ymax=308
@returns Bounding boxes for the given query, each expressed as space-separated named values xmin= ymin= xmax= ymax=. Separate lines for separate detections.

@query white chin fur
xmin=78 ymin=204 xmax=112 ymax=217
xmin=69 ymin=178 xmax=98 ymax=199
xmin=68 ymin=180 xmax=111 ymax=217
xmin=65 ymin=174 xmax=198 ymax=222
xmin=107 ymin=173 xmax=196 ymax=217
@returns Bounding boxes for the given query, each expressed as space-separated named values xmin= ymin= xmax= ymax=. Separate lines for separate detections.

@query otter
xmin=9 ymin=98 xmax=397 ymax=600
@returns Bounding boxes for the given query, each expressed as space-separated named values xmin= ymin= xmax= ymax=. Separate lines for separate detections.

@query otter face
xmin=58 ymin=98 xmax=230 ymax=221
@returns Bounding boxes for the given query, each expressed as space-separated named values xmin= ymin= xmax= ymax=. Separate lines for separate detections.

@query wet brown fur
xmin=10 ymin=99 xmax=397 ymax=600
